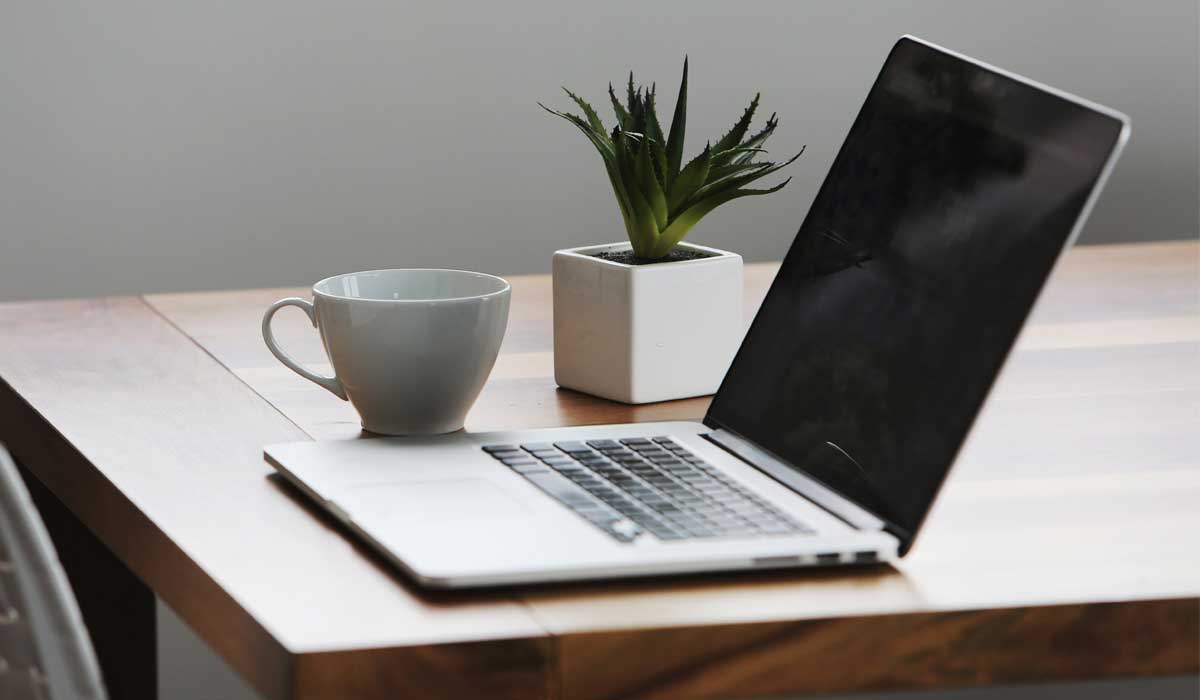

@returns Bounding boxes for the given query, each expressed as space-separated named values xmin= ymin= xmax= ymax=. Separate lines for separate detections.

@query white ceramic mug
xmin=262 ymin=269 xmax=510 ymax=435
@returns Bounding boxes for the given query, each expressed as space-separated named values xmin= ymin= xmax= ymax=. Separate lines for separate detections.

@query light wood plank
xmin=556 ymin=599 xmax=1197 ymax=700
xmin=0 ymin=298 xmax=551 ymax=700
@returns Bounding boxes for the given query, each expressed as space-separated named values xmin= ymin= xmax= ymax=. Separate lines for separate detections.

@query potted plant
xmin=541 ymin=58 xmax=802 ymax=404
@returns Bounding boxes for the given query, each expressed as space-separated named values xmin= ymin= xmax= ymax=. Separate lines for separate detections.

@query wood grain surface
xmin=0 ymin=240 xmax=1195 ymax=699
xmin=0 ymin=297 xmax=548 ymax=700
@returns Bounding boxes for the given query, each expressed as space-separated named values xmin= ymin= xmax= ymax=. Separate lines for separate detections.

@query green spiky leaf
xmin=537 ymin=103 xmax=613 ymax=160
xmin=626 ymin=72 xmax=637 ymax=120
xmin=609 ymin=83 xmax=630 ymax=129
xmin=711 ymin=93 xmax=759 ymax=163
xmin=629 ymin=88 xmax=647 ymax=148
xmin=710 ymin=146 xmax=767 ymax=163
xmin=627 ymin=185 xmax=660 ymax=256
xmin=645 ymin=137 xmax=668 ymax=190
xmin=636 ymin=136 xmax=668 ymax=229
xmin=665 ymin=57 xmax=688 ymax=181
xmin=650 ymin=178 xmax=793 ymax=258
xmin=705 ymin=158 xmax=773 ymax=186
xmin=645 ymin=84 xmax=665 ymax=149
xmin=734 ymin=114 xmax=779 ymax=163
xmin=688 ymin=149 xmax=803 ymax=203
xmin=563 ymin=88 xmax=606 ymax=136
xmin=667 ymin=142 xmax=711 ymax=216
xmin=614 ymin=129 xmax=657 ymax=255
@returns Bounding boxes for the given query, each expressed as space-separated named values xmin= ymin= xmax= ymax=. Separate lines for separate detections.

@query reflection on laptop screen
xmin=706 ymin=37 xmax=1126 ymax=537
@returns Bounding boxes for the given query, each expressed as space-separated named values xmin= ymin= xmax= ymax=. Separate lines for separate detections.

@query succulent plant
xmin=540 ymin=58 xmax=803 ymax=260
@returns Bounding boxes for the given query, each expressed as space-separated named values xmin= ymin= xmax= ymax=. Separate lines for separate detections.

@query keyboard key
xmin=571 ymin=506 xmax=607 ymax=521
xmin=651 ymin=436 xmax=677 ymax=445
xmin=524 ymin=471 xmax=593 ymax=500
xmin=555 ymin=441 xmax=593 ymax=454
xmin=501 ymin=456 xmax=538 ymax=466
xmin=510 ymin=463 xmax=550 ymax=475
xmin=482 ymin=444 xmax=518 ymax=452
xmin=608 ymin=519 xmax=641 ymax=539
xmin=542 ymin=456 xmax=575 ymax=466
xmin=587 ymin=439 xmax=621 ymax=449
xmin=633 ymin=512 xmax=672 ymax=530
xmin=487 ymin=450 xmax=524 ymax=459
xmin=708 ymin=514 xmax=747 ymax=528
xmin=520 ymin=442 xmax=555 ymax=451
xmin=646 ymin=524 xmax=686 ymax=540
xmin=612 ymin=504 xmax=646 ymax=519
xmin=638 ymin=454 xmax=672 ymax=463
xmin=729 ymin=506 xmax=769 ymax=519
xmin=561 ymin=495 xmax=596 ymax=509
xmin=580 ymin=511 xmax=620 ymax=526
xmin=604 ymin=450 xmax=638 ymax=460
xmin=644 ymin=452 xmax=679 ymax=461
xmin=619 ymin=437 xmax=653 ymax=446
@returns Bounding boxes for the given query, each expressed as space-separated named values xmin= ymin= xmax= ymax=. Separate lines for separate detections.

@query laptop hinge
xmin=704 ymin=429 xmax=889 ymax=532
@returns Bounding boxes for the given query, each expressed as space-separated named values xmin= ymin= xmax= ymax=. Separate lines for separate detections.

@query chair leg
xmin=20 ymin=464 xmax=157 ymax=700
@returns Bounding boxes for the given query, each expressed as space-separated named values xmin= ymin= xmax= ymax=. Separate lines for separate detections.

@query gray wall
xmin=3 ymin=1 xmax=1197 ymax=698
xmin=1 ymin=1 xmax=1197 ymax=303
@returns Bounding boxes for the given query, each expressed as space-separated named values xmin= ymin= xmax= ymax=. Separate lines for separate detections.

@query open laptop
xmin=266 ymin=36 xmax=1129 ymax=588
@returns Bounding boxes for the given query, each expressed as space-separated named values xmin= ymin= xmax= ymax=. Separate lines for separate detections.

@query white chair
xmin=0 ymin=446 xmax=107 ymax=700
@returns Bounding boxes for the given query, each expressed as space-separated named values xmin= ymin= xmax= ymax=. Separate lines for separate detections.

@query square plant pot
xmin=553 ymin=241 xmax=743 ymax=404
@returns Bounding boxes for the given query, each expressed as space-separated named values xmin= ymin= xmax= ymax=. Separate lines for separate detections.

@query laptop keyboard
xmin=482 ymin=436 xmax=812 ymax=543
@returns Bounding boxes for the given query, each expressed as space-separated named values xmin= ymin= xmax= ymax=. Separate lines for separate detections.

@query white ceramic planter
xmin=553 ymin=241 xmax=743 ymax=404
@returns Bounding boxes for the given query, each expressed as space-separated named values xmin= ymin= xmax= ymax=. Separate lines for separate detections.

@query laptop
xmin=265 ymin=36 xmax=1129 ymax=588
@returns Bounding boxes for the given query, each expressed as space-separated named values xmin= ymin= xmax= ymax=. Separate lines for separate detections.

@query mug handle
xmin=261 ymin=298 xmax=348 ymax=400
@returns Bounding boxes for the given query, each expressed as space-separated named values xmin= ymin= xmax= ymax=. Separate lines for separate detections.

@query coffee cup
xmin=262 ymin=269 xmax=510 ymax=435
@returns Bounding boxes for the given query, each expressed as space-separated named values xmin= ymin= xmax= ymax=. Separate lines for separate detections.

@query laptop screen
xmin=705 ymin=37 xmax=1127 ymax=539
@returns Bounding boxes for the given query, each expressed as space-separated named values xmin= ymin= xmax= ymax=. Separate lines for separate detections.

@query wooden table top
xmin=0 ymin=240 xmax=1196 ymax=700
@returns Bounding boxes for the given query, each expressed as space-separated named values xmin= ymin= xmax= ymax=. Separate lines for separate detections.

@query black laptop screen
xmin=705 ymin=38 xmax=1125 ymax=538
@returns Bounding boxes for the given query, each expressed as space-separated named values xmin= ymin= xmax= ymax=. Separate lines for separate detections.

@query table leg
xmin=19 ymin=464 xmax=158 ymax=700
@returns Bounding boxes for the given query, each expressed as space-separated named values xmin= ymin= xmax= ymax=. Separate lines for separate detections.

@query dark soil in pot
xmin=590 ymin=248 xmax=717 ymax=266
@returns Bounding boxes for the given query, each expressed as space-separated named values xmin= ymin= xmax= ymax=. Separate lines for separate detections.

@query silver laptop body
xmin=266 ymin=36 xmax=1129 ymax=589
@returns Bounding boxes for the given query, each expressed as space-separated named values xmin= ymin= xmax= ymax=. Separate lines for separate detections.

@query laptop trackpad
xmin=335 ymin=479 xmax=529 ymax=527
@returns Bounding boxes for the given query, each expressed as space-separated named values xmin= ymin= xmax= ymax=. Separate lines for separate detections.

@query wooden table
xmin=0 ymin=241 xmax=1196 ymax=700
